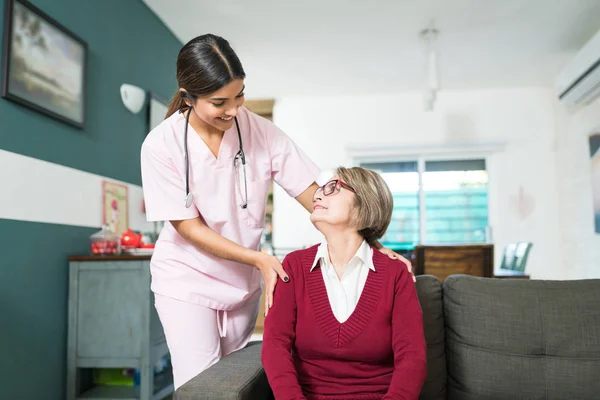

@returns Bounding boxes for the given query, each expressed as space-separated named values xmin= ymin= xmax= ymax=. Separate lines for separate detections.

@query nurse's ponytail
xmin=165 ymin=91 xmax=187 ymax=118
xmin=165 ymin=34 xmax=246 ymax=118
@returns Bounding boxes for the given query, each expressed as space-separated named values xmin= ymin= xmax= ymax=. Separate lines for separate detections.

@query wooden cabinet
xmin=252 ymin=253 xmax=284 ymax=337
xmin=254 ymin=291 xmax=266 ymax=335
xmin=67 ymin=255 xmax=173 ymax=400
xmin=245 ymin=98 xmax=275 ymax=338
xmin=414 ymin=244 xmax=494 ymax=282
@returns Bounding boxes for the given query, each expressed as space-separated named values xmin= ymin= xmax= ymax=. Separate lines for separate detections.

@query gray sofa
xmin=175 ymin=274 xmax=600 ymax=400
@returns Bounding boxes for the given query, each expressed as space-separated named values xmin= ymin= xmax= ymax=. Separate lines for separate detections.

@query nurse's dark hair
xmin=166 ymin=34 xmax=246 ymax=118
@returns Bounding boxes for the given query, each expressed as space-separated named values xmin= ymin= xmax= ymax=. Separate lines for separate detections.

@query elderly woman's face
xmin=310 ymin=177 xmax=357 ymax=228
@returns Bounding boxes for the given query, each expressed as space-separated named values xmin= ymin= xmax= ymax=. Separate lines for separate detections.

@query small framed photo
xmin=102 ymin=181 xmax=129 ymax=235
xmin=1 ymin=0 xmax=87 ymax=128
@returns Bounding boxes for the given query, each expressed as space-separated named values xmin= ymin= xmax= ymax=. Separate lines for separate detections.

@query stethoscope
xmin=183 ymin=107 xmax=248 ymax=209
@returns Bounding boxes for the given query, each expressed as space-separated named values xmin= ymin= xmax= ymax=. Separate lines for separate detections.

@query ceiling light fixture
xmin=420 ymin=22 xmax=440 ymax=112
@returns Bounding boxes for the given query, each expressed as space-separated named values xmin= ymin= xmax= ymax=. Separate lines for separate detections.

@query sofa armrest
xmin=174 ymin=341 xmax=273 ymax=400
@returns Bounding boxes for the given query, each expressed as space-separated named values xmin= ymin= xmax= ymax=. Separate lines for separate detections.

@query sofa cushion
xmin=443 ymin=275 xmax=600 ymax=400
xmin=415 ymin=275 xmax=446 ymax=400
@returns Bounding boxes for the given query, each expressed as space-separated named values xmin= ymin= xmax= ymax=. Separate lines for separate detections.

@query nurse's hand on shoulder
xmin=377 ymin=247 xmax=416 ymax=283
xmin=255 ymin=253 xmax=289 ymax=316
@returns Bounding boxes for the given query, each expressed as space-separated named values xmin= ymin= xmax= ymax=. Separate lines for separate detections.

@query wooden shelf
xmin=78 ymin=369 xmax=173 ymax=400
xmin=79 ymin=385 xmax=137 ymax=399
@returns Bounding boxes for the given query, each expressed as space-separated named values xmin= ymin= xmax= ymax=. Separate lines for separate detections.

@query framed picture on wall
xmin=590 ymin=133 xmax=600 ymax=234
xmin=102 ymin=181 xmax=128 ymax=235
xmin=1 ymin=0 xmax=87 ymax=129
xmin=147 ymin=92 xmax=169 ymax=133
xmin=145 ymin=93 xmax=169 ymax=237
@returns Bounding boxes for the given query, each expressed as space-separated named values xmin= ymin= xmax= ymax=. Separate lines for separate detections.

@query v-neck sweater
xmin=262 ymin=245 xmax=427 ymax=400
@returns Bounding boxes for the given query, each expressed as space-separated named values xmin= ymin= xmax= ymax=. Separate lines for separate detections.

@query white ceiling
xmin=142 ymin=0 xmax=600 ymax=98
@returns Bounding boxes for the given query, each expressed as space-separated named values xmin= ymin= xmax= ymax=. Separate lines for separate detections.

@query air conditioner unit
xmin=555 ymin=28 xmax=600 ymax=107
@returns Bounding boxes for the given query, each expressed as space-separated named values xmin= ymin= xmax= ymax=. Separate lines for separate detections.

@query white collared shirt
xmin=310 ymin=240 xmax=375 ymax=323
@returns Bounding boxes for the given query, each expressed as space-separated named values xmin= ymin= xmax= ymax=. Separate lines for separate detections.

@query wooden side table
xmin=414 ymin=244 xmax=494 ymax=282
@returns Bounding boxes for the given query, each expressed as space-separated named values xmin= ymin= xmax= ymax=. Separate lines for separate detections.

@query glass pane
xmin=425 ymin=159 xmax=486 ymax=172
xmin=423 ymin=166 xmax=488 ymax=244
xmin=361 ymin=161 xmax=420 ymax=249
xmin=360 ymin=161 xmax=418 ymax=173
xmin=379 ymin=171 xmax=420 ymax=249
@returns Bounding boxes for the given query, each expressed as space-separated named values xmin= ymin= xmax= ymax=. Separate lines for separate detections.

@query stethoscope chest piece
xmin=184 ymin=193 xmax=194 ymax=208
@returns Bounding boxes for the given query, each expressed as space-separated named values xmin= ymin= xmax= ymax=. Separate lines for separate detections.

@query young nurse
xmin=140 ymin=33 xmax=413 ymax=390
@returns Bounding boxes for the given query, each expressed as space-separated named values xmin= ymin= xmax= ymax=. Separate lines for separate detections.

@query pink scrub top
xmin=141 ymin=106 xmax=320 ymax=311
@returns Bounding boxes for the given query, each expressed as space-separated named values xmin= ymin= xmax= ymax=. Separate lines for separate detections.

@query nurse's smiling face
xmin=181 ymin=79 xmax=245 ymax=133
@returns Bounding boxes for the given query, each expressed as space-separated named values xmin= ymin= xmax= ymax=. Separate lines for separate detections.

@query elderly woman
xmin=262 ymin=167 xmax=427 ymax=400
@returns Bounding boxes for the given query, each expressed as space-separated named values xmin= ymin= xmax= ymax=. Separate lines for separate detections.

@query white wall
xmin=272 ymin=87 xmax=565 ymax=279
xmin=553 ymin=96 xmax=600 ymax=279
xmin=0 ymin=149 xmax=152 ymax=233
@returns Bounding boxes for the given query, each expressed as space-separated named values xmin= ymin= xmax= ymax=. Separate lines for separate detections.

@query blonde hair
xmin=336 ymin=166 xmax=393 ymax=245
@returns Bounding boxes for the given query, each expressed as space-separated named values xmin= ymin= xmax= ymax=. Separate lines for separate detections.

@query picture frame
xmin=147 ymin=91 xmax=169 ymax=133
xmin=590 ymin=133 xmax=600 ymax=234
xmin=1 ymin=0 xmax=87 ymax=129
xmin=102 ymin=180 xmax=128 ymax=235
xmin=145 ymin=92 xmax=169 ymax=237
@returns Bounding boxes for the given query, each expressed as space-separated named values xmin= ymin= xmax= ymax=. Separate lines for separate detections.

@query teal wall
xmin=0 ymin=220 xmax=94 ymax=400
xmin=0 ymin=1 xmax=181 ymax=398
xmin=0 ymin=0 xmax=180 ymax=184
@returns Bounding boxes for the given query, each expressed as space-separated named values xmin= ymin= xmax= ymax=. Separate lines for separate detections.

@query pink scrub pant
xmin=154 ymin=293 xmax=260 ymax=390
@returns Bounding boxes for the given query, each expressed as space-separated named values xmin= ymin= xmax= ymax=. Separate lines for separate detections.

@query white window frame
xmin=348 ymin=141 xmax=505 ymax=244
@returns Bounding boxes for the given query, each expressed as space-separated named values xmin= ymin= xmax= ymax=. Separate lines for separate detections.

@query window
xmin=360 ymin=159 xmax=489 ymax=247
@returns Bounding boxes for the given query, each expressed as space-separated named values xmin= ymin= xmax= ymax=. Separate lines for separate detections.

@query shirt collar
xmin=310 ymin=239 xmax=375 ymax=272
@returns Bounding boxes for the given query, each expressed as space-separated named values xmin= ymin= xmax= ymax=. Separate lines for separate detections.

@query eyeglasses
xmin=314 ymin=179 xmax=356 ymax=199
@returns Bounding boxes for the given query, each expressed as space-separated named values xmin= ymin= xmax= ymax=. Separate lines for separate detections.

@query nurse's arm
xmin=171 ymin=217 xmax=260 ymax=264
xmin=170 ymin=217 xmax=289 ymax=309
xmin=294 ymin=182 xmax=319 ymax=212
